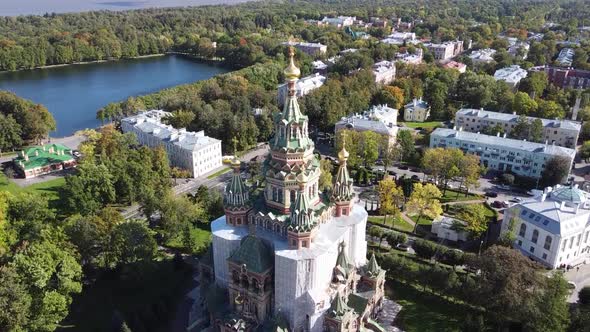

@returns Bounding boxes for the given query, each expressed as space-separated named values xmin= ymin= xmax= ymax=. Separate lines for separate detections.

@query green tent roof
xmin=228 ymin=235 xmax=273 ymax=274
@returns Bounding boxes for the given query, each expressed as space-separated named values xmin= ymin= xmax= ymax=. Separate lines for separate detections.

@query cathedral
xmin=200 ymin=48 xmax=386 ymax=332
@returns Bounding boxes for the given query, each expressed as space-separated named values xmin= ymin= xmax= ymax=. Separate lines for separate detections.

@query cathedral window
xmin=302 ymin=240 xmax=308 ymax=248
xmin=278 ymin=190 xmax=283 ymax=203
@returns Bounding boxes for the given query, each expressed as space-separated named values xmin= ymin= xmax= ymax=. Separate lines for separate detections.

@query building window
xmin=517 ymin=240 xmax=522 ymax=246
xmin=569 ymin=237 xmax=574 ymax=249
xmin=531 ymin=229 xmax=539 ymax=244
xmin=542 ymin=253 xmax=547 ymax=260
xmin=562 ymin=239 xmax=568 ymax=251
xmin=519 ymin=223 xmax=527 ymax=237
xmin=530 ymin=246 xmax=535 ymax=253
xmin=577 ymin=234 xmax=582 ymax=246
xmin=585 ymin=231 xmax=589 ymax=243
xmin=302 ymin=240 xmax=308 ymax=248
xmin=544 ymin=236 xmax=552 ymax=250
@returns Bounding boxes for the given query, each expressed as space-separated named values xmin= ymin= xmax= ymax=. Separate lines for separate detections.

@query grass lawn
xmin=206 ymin=167 xmax=231 ymax=179
xmin=408 ymin=214 xmax=433 ymax=226
xmin=387 ymin=279 xmax=471 ymax=332
xmin=401 ymin=121 xmax=442 ymax=129
xmin=165 ymin=225 xmax=212 ymax=253
xmin=439 ymin=188 xmax=481 ymax=203
xmin=368 ymin=215 xmax=414 ymax=233
xmin=58 ymin=259 xmax=193 ymax=332
xmin=446 ymin=202 xmax=497 ymax=221
xmin=0 ymin=173 xmax=66 ymax=212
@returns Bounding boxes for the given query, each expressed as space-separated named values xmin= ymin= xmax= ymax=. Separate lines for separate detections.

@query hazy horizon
xmin=0 ymin=0 xmax=254 ymax=16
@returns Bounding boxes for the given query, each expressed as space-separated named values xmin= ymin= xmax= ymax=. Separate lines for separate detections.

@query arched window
xmin=544 ymin=236 xmax=552 ymax=250
xmin=532 ymin=229 xmax=539 ymax=244
xmin=519 ymin=223 xmax=527 ymax=237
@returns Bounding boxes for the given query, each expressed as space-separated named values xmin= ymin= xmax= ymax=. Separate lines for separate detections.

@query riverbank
xmin=0 ymin=54 xmax=168 ymax=73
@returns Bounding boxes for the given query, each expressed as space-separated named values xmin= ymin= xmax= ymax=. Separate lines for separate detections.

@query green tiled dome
xmin=551 ymin=185 xmax=587 ymax=203
xmin=228 ymin=236 xmax=273 ymax=273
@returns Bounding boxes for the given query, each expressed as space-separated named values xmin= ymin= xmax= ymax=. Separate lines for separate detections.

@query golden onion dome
xmin=284 ymin=46 xmax=301 ymax=80
xmin=231 ymin=157 xmax=241 ymax=168
xmin=297 ymin=171 xmax=309 ymax=185
xmin=338 ymin=146 xmax=350 ymax=161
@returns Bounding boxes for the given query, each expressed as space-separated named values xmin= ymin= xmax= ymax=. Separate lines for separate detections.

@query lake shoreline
xmin=0 ymin=54 xmax=168 ymax=73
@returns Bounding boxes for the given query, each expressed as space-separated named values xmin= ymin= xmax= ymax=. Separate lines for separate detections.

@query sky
xmin=0 ymin=0 xmax=253 ymax=16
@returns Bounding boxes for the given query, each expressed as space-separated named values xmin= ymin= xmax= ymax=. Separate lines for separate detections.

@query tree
xmin=458 ymin=153 xmax=483 ymax=196
xmin=525 ymin=272 xmax=570 ymax=332
xmin=360 ymin=131 xmax=381 ymax=166
xmin=381 ymin=141 xmax=401 ymax=171
xmin=501 ymin=173 xmax=515 ymax=185
xmin=383 ymin=86 xmax=405 ymax=109
xmin=162 ymin=110 xmax=195 ymax=129
xmin=318 ymin=159 xmax=333 ymax=193
xmin=0 ymin=266 xmax=31 ymax=332
xmin=519 ymin=71 xmax=548 ymax=98
xmin=541 ymin=156 xmax=571 ymax=187
xmin=457 ymin=204 xmax=488 ymax=238
xmin=62 ymin=163 xmax=116 ymax=215
xmin=406 ymin=183 xmax=443 ymax=233
xmin=378 ymin=178 xmax=404 ymax=226
xmin=109 ymin=220 xmax=157 ymax=266
xmin=0 ymin=114 xmax=22 ymax=154
xmin=158 ymin=193 xmax=205 ymax=241
xmin=537 ymin=100 xmax=565 ymax=119
xmin=396 ymin=130 xmax=415 ymax=163
xmin=511 ymin=115 xmax=531 ymax=140
xmin=413 ymin=239 xmax=437 ymax=259
xmin=582 ymin=122 xmax=590 ymax=141
xmin=578 ymin=286 xmax=590 ymax=306
xmin=513 ymin=91 xmax=538 ymax=115
xmin=11 ymin=239 xmax=82 ymax=331
xmin=530 ymin=118 xmax=544 ymax=142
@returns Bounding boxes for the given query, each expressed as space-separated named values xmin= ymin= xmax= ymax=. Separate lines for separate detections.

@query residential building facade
xmin=395 ymin=49 xmax=423 ymax=64
xmin=468 ymin=48 xmax=497 ymax=63
xmin=13 ymin=144 xmax=76 ymax=179
xmin=455 ymin=108 xmax=581 ymax=148
xmin=403 ymin=98 xmax=430 ymax=122
xmin=282 ymin=41 xmax=327 ymax=56
xmin=121 ymin=110 xmax=222 ymax=178
xmin=335 ymin=104 xmax=399 ymax=148
xmin=502 ymin=185 xmax=590 ymax=269
xmin=372 ymin=60 xmax=396 ymax=85
xmin=442 ymin=60 xmax=467 ymax=73
xmin=277 ymin=73 xmax=326 ymax=104
xmin=423 ymin=40 xmax=464 ymax=60
xmin=557 ymin=48 xmax=575 ymax=67
xmin=430 ymin=128 xmax=576 ymax=179
xmin=530 ymin=66 xmax=590 ymax=90
xmin=380 ymin=32 xmax=418 ymax=45
xmin=493 ymin=65 xmax=528 ymax=87
xmin=321 ymin=16 xmax=355 ymax=28
xmin=432 ymin=216 xmax=469 ymax=242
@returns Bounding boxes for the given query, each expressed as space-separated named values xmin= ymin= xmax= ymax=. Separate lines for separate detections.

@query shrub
xmin=413 ymin=239 xmax=437 ymax=259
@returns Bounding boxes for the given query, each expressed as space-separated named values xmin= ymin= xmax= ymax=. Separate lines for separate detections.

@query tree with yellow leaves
xmin=406 ymin=183 xmax=443 ymax=233
xmin=378 ymin=178 xmax=404 ymax=227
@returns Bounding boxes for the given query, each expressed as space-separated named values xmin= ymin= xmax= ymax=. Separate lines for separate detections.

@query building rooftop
xmin=122 ymin=110 xmax=220 ymax=151
xmin=557 ymin=48 xmax=575 ymax=66
xmin=278 ymin=73 xmax=326 ymax=93
xmin=336 ymin=105 xmax=399 ymax=137
xmin=431 ymin=128 xmax=577 ymax=158
xmin=514 ymin=185 xmax=590 ymax=236
xmin=443 ymin=61 xmax=467 ymax=70
xmin=469 ymin=48 xmax=496 ymax=62
xmin=228 ymin=235 xmax=274 ymax=273
xmin=405 ymin=98 xmax=428 ymax=110
xmin=14 ymin=143 xmax=74 ymax=170
xmin=493 ymin=65 xmax=528 ymax=84
xmin=282 ymin=41 xmax=326 ymax=49
xmin=456 ymin=108 xmax=581 ymax=131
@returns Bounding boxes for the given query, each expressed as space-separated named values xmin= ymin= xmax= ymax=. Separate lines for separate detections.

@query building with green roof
xmin=13 ymin=144 xmax=76 ymax=179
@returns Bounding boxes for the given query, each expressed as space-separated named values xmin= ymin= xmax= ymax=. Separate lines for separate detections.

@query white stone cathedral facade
xmin=202 ymin=48 xmax=386 ymax=332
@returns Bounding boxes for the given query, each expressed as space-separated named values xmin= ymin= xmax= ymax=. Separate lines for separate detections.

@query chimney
xmin=513 ymin=111 xmax=516 ymax=115
xmin=503 ymin=133 xmax=507 ymax=138
xmin=459 ymin=127 xmax=463 ymax=132
xmin=496 ymin=132 xmax=500 ymax=137
xmin=541 ymin=193 xmax=547 ymax=202
xmin=453 ymin=126 xmax=457 ymax=130
xmin=560 ymin=201 xmax=566 ymax=210
xmin=574 ymin=203 xmax=580 ymax=213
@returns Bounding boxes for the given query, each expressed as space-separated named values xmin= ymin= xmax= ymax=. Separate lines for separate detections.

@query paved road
xmin=565 ymin=264 xmax=590 ymax=303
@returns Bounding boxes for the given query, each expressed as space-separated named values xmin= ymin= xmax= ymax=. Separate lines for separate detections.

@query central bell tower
xmin=264 ymin=47 xmax=321 ymax=214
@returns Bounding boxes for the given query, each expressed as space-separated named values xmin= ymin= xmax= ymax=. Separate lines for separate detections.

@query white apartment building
xmin=277 ymin=73 xmax=326 ymax=105
xmin=493 ymin=65 xmax=528 ymax=87
xmin=281 ymin=41 xmax=327 ymax=56
xmin=381 ymin=32 xmax=419 ymax=45
xmin=121 ymin=110 xmax=222 ymax=178
xmin=395 ymin=49 xmax=423 ymax=64
xmin=455 ymin=108 xmax=581 ymax=148
xmin=502 ymin=185 xmax=590 ymax=269
xmin=321 ymin=16 xmax=355 ymax=28
xmin=430 ymin=128 xmax=576 ymax=179
xmin=507 ymin=41 xmax=530 ymax=59
xmin=442 ymin=60 xmax=467 ymax=73
xmin=468 ymin=48 xmax=497 ymax=63
xmin=557 ymin=48 xmax=575 ymax=67
xmin=423 ymin=40 xmax=464 ymax=60
xmin=372 ymin=60 xmax=396 ymax=84
xmin=432 ymin=216 xmax=469 ymax=242
xmin=403 ymin=98 xmax=430 ymax=122
xmin=335 ymin=104 xmax=399 ymax=148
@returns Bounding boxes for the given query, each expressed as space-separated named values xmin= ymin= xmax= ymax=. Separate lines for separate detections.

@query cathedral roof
xmin=365 ymin=252 xmax=384 ymax=277
xmin=335 ymin=242 xmax=352 ymax=272
xmin=328 ymin=292 xmax=352 ymax=319
xmin=224 ymin=159 xmax=250 ymax=207
xmin=333 ymin=144 xmax=353 ymax=202
xmin=228 ymin=235 xmax=273 ymax=273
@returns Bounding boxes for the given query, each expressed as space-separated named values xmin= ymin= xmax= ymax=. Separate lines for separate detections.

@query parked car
xmin=485 ymin=191 xmax=498 ymax=198
xmin=72 ymin=150 xmax=81 ymax=157
xmin=411 ymin=175 xmax=420 ymax=181
xmin=399 ymin=165 xmax=409 ymax=170
xmin=375 ymin=159 xmax=384 ymax=166
xmin=497 ymin=184 xmax=511 ymax=190
xmin=395 ymin=243 xmax=410 ymax=252
xmin=491 ymin=200 xmax=504 ymax=208
xmin=410 ymin=167 xmax=421 ymax=172
xmin=387 ymin=170 xmax=397 ymax=176
xmin=509 ymin=197 xmax=523 ymax=203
